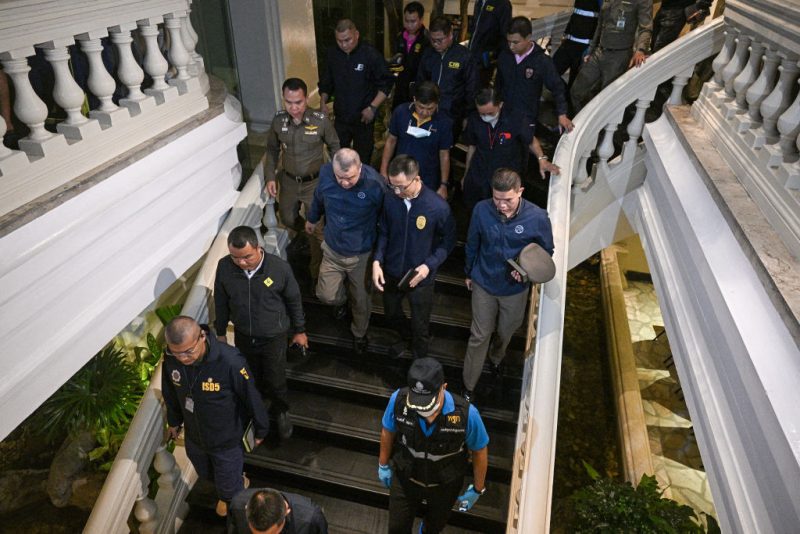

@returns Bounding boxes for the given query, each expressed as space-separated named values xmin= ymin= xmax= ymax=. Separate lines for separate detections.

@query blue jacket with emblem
xmin=373 ymin=185 xmax=456 ymax=287
xmin=465 ymin=198 xmax=554 ymax=296
xmin=307 ymin=162 xmax=386 ymax=256
xmin=162 ymin=326 xmax=270 ymax=452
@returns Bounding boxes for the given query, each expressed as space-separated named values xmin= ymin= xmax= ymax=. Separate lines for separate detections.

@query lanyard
xmin=183 ymin=364 xmax=204 ymax=398
xmin=487 ymin=123 xmax=501 ymax=149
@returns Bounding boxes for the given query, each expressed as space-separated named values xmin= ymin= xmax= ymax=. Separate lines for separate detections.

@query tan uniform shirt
xmin=589 ymin=0 xmax=653 ymax=53
xmin=264 ymin=109 xmax=340 ymax=183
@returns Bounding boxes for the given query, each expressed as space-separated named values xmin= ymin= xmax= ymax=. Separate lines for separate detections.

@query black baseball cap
xmin=406 ymin=357 xmax=444 ymax=411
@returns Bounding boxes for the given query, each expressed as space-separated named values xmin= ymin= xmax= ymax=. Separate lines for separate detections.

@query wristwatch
xmin=369 ymin=104 xmax=378 ymax=113
xmin=538 ymin=155 xmax=548 ymax=161
xmin=473 ymin=485 xmax=487 ymax=495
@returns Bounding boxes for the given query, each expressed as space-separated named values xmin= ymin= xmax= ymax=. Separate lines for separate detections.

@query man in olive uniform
xmin=265 ymin=78 xmax=340 ymax=281
xmin=570 ymin=0 xmax=653 ymax=112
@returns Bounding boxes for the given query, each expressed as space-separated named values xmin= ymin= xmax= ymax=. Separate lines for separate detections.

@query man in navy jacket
xmin=461 ymin=169 xmax=554 ymax=402
xmin=319 ymin=19 xmax=394 ymax=165
xmin=373 ymin=155 xmax=456 ymax=359
xmin=306 ymin=148 xmax=385 ymax=355
xmin=163 ymin=316 xmax=270 ymax=517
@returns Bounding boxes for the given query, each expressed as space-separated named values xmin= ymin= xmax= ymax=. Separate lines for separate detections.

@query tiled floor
xmin=623 ymin=278 xmax=717 ymax=519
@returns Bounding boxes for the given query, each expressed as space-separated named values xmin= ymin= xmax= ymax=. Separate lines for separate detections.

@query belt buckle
xmin=294 ymin=175 xmax=304 ymax=183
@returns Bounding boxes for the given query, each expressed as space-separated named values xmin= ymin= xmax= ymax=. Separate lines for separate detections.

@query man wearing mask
xmin=461 ymin=88 xmax=559 ymax=211
xmin=319 ymin=19 xmax=394 ymax=165
xmin=417 ymin=16 xmax=479 ymax=142
xmin=380 ymin=81 xmax=453 ymax=198
xmin=379 ymin=357 xmax=489 ymax=534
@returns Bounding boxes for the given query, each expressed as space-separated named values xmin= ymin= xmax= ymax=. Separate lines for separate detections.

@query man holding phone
xmin=373 ymin=155 xmax=456 ymax=359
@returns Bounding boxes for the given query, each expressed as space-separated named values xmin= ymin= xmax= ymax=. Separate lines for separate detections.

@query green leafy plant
xmin=155 ymin=303 xmax=182 ymax=326
xmin=560 ymin=461 xmax=715 ymax=533
xmin=36 ymin=344 xmax=142 ymax=444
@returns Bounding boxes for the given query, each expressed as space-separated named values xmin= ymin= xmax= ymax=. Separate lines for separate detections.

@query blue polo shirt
xmin=307 ymin=162 xmax=386 ymax=256
xmin=388 ymin=103 xmax=453 ymax=190
xmin=382 ymin=390 xmax=489 ymax=451
xmin=465 ymin=198 xmax=554 ymax=296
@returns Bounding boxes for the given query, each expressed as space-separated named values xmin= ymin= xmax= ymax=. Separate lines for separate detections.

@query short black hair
xmin=388 ymin=154 xmax=419 ymax=179
xmin=429 ymin=16 xmax=451 ymax=35
xmin=508 ymin=16 xmax=532 ymax=38
xmin=335 ymin=19 xmax=357 ymax=33
xmin=404 ymin=1 xmax=424 ymax=17
xmin=165 ymin=316 xmax=198 ymax=345
xmin=414 ymin=81 xmax=440 ymax=104
xmin=475 ymin=87 xmax=502 ymax=107
xmin=491 ymin=168 xmax=522 ymax=192
xmin=246 ymin=489 xmax=286 ymax=531
xmin=228 ymin=226 xmax=259 ymax=249
xmin=282 ymin=77 xmax=308 ymax=95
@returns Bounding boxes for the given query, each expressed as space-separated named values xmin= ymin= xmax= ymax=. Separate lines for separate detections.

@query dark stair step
xmin=245 ymin=436 xmax=509 ymax=533
xmin=286 ymin=352 xmax=520 ymax=433
xmin=286 ymin=390 xmax=515 ymax=481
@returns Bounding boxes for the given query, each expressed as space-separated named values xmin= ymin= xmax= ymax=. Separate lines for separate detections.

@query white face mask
xmin=416 ymin=399 xmax=441 ymax=418
xmin=480 ymin=113 xmax=499 ymax=124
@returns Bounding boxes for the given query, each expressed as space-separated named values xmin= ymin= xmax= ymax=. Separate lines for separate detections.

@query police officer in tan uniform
xmin=570 ymin=0 xmax=653 ymax=112
xmin=265 ymin=78 xmax=340 ymax=280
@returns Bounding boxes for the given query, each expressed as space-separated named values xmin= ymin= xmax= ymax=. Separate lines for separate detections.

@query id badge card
xmin=616 ymin=11 xmax=626 ymax=29
xmin=185 ymin=396 xmax=195 ymax=413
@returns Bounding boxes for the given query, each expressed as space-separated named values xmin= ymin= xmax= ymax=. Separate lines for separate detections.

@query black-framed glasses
xmin=166 ymin=334 xmax=204 ymax=359
xmin=388 ymin=178 xmax=417 ymax=193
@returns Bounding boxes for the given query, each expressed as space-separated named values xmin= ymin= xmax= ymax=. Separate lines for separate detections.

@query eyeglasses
xmin=389 ymin=178 xmax=417 ymax=193
xmin=166 ymin=334 xmax=204 ymax=359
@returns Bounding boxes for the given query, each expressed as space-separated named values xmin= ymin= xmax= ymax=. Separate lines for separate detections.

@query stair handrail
xmin=506 ymin=18 xmax=726 ymax=533
xmin=84 ymin=164 xmax=272 ymax=534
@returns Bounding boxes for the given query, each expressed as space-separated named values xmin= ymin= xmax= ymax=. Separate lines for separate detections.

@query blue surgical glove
xmin=378 ymin=463 xmax=393 ymax=488
xmin=457 ymin=484 xmax=482 ymax=511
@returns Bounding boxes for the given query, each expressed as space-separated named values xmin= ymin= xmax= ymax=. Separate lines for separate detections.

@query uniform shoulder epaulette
xmin=311 ymin=111 xmax=326 ymax=120
xmin=275 ymin=110 xmax=289 ymax=117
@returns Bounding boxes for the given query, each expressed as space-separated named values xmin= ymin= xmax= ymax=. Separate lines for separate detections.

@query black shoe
xmin=462 ymin=389 xmax=474 ymax=404
xmin=277 ymin=411 xmax=293 ymax=440
xmin=353 ymin=336 xmax=368 ymax=356
xmin=334 ymin=304 xmax=348 ymax=320
xmin=489 ymin=361 xmax=503 ymax=378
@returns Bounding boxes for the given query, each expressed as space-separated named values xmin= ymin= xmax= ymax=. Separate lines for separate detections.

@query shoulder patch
xmin=276 ymin=110 xmax=289 ymax=117
xmin=240 ymin=367 xmax=250 ymax=380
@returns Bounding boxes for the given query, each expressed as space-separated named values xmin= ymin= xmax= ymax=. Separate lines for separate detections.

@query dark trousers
xmin=652 ymin=8 xmax=688 ymax=53
xmin=388 ymin=475 xmax=464 ymax=534
xmin=185 ymin=439 xmax=244 ymax=502
xmin=335 ymin=119 xmax=375 ymax=165
xmin=552 ymin=39 xmax=589 ymax=92
xmin=234 ymin=331 xmax=289 ymax=414
xmin=383 ymin=277 xmax=435 ymax=359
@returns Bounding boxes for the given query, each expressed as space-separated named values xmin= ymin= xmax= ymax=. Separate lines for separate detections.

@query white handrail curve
xmin=84 ymin=166 xmax=269 ymax=534
xmin=508 ymin=18 xmax=726 ymax=534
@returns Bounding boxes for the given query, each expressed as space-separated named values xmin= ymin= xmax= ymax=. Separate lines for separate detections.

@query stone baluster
xmin=736 ymin=47 xmax=780 ymax=132
xmin=179 ymin=10 xmax=198 ymax=76
xmin=750 ymin=55 xmax=800 ymax=148
xmin=76 ymin=33 xmax=131 ymax=127
xmin=138 ymin=18 xmax=179 ymax=104
xmin=152 ymin=445 xmax=189 ymax=526
xmin=574 ymin=150 xmax=591 ymax=185
xmin=184 ymin=4 xmax=209 ymax=93
xmin=39 ymin=40 xmax=102 ymax=141
xmin=597 ymin=122 xmax=620 ymax=174
xmin=624 ymin=98 xmax=652 ymax=157
xmin=773 ymin=76 xmax=800 ymax=164
xmin=703 ymin=30 xmax=736 ymax=99
xmin=164 ymin=12 xmax=200 ymax=94
xmin=721 ymin=34 xmax=751 ymax=102
xmin=732 ymin=40 xmax=765 ymax=112
xmin=786 ymin=135 xmax=800 ymax=189
xmin=668 ymin=74 xmax=691 ymax=106
xmin=109 ymin=24 xmax=156 ymax=116
xmin=0 ymin=51 xmax=68 ymax=157
xmin=134 ymin=492 xmax=158 ymax=534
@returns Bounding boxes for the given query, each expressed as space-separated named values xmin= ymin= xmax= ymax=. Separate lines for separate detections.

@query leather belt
xmin=288 ymin=172 xmax=319 ymax=183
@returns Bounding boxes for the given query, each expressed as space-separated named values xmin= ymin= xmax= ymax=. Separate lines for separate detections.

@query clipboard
xmin=397 ymin=268 xmax=418 ymax=292
xmin=242 ymin=419 xmax=256 ymax=452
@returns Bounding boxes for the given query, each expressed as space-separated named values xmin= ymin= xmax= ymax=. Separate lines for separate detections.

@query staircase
xmin=178 ymin=229 xmax=524 ymax=533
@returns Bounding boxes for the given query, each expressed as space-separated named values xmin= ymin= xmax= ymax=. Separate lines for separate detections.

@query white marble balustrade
xmin=0 ymin=0 xmax=209 ymax=218
xmin=692 ymin=4 xmax=800 ymax=259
